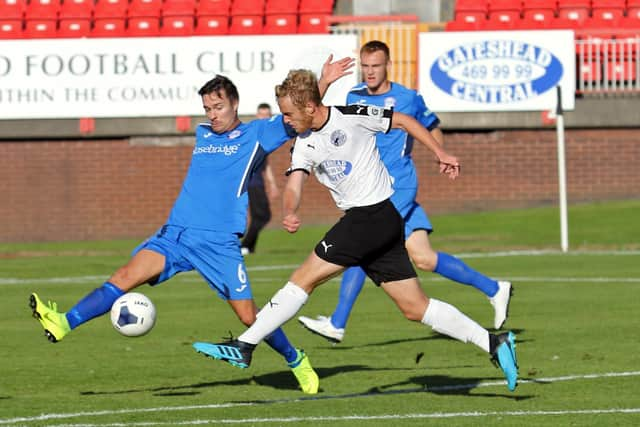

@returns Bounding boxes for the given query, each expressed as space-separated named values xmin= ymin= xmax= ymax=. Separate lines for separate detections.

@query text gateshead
xmin=436 ymin=40 xmax=553 ymax=103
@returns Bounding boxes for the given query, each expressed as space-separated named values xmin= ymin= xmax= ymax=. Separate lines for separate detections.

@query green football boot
xmin=29 ymin=293 xmax=71 ymax=343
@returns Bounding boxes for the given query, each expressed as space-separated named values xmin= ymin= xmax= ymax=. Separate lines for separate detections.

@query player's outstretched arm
xmin=282 ymin=170 xmax=307 ymax=233
xmin=392 ymin=111 xmax=460 ymax=179
xmin=318 ymin=54 xmax=356 ymax=98
xmin=263 ymin=162 xmax=280 ymax=198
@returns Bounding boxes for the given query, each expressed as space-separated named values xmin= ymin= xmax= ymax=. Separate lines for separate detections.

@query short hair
xmin=275 ymin=69 xmax=321 ymax=110
xmin=198 ymin=75 xmax=239 ymax=104
xmin=257 ymin=102 xmax=271 ymax=111
xmin=360 ymin=40 xmax=391 ymax=61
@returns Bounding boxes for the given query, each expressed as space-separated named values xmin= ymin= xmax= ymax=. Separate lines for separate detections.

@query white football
xmin=110 ymin=292 xmax=156 ymax=337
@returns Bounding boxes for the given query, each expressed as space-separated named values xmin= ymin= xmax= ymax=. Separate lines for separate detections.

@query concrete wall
xmin=2 ymin=128 xmax=638 ymax=242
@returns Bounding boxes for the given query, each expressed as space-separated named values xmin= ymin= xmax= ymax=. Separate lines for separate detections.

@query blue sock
xmin=331 ymin=266 xmax=366 ymax=329
xmin=65 ymin=282 xmax=125 ymax=330
xmin=265 ymin=328 xmax=298 ymax=365
xmin=434 ymin=252 xmax=499 ymax=297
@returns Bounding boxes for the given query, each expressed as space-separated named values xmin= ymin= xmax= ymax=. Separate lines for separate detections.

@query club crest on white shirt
xmin=367 ymin=106 xmax=384 ymax=118
xmin=330 ymin=129 xmax=347 ymax=147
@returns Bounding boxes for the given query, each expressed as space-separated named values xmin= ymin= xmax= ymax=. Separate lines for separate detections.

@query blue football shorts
xmin=390 ymin=186 xmax=434 ymax=238
xmin=131 ymin=225 xmax=253 ymax=301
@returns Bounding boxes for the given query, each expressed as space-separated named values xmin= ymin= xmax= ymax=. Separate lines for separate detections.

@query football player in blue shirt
xmin=29 ymin=57 xmax=354 ymax=394
xmin=298 ymin=40 xmax=512 ymax=343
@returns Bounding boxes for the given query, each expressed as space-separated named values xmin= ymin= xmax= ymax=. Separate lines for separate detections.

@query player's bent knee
xmin=412 ymin=255 xmax=438 ymax=272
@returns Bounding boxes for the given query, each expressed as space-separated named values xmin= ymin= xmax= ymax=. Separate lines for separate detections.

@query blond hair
xmin=275 ymin=69 xmax=322 ymax=110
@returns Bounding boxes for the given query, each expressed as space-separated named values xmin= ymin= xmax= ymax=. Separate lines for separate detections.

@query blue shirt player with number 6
xmin=28 ymin=55 xmax=356 ymax=393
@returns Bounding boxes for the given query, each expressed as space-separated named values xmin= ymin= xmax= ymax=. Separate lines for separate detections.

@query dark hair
xmin=257 ymin=102 xmax=271 ymax=110
xmin=360 ymin=40 xmax=391 ymax=61
xmin=198 ymin=75 xmax=239 ymax=104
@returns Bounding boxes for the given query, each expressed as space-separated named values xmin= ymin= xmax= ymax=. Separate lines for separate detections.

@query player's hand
xmin=320 ymin=54 xmax=355 ymax=85
xmin=437 ymin=153 xmax=460 ymax=180
xmin=283 ymin=213 xmax=301 ymax=233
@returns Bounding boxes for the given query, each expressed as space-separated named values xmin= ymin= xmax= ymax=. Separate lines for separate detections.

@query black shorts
xmin=314 ymin=199 xmax=417 ymax=285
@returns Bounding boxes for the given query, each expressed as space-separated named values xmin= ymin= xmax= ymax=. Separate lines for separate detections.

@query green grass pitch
xmin=1 ymin=200 xmax=639 ymax=426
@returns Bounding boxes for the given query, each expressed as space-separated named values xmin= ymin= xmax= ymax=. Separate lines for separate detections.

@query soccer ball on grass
xmin=110 ymin=292 xmax=156 ymax=337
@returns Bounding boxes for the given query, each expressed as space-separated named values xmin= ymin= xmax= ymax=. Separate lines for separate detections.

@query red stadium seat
xmin=161 ymin=15 xmax=195 ymax=35
xmin=454 ymin=10 xmax=486 ymax=24
xmin=522 ymin=0 xmax=556 ymax=23
xmin=298 ymin=0 xmax=333 ymax=14
xmin=265 ymin=0 xmax=298 ymax=14
xmin=547 ymin=16 xmax=582 ymax=30
xmin=128 ymin=0 xmax=162 ymax=17
xmin=24 ymin=19 xmax=57 ymax=38
xmin=0 ymin=0 xmax=26 ymax=19
xmin=59 ymin=0 xmax=92 ymax=19
xmin=230 ymin=0 xmax=264 ymax=16
xmin=519 ymin=10 xmax=555 ymax=29
xmin=627 ymin=6 xmax=640 ymax=22
xmin=445 ymin=14 xmax=487 ymax=31
xmin=93 ymin=0 xmax=128 ymax=18
xmin=591 ymin=0 xmax=625 ymax=20
xmin=127 ymin=16 xmax=161 ymax=36
xmin=454 ymin=0 xmax=487 ymax=22
xmin=298 ymin=12 xmax=328 ymax=33
xmin=264 ymin=13 xmax=296 ymax=33
xmin=25 ymin=0 xmax=60 ymax=19
xmin=485 ymin=12 xmax=518 ymax=30
xmin=488 ymin=0 xmax=520 ymax=17
xmin=195 ymin=14 xmax=229 ymax=34
xmin=91 ymin=17 xmax=127 ymax=37
xmin=0 ymin=19 xmax=23 ymax=38
xmin=557 ymin=0 xmax=589 ymax=24
xmin=197 ymin=0 xmax=231 ymax=16
xmin=522 ymin=9 xmax=555 ymax=23
xmin=58 ymin=18 xmax=91 ymax=37
xmin=229 ymin=15 xmax=263 ymax=34
xmin=584 ymin=15 xmax=622 ymax=31
xmin=162 ymin=0 xmax=196 ymax=17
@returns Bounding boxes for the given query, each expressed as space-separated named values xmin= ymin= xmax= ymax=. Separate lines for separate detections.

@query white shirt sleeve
xmin=286 ymin=134 xmax=314 ymax=175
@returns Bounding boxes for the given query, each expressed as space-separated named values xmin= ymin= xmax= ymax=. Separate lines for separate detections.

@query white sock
xmin=239 ymin=282 xmax=308 ymax=345
xmin=421 ymin=298 xmax=490 ymax=353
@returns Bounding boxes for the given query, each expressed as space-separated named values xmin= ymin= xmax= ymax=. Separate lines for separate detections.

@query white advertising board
xmin=0 ymin=34 xmax=358 ymax=119
xmin=419 ymin=31 xmax=575 ymax=112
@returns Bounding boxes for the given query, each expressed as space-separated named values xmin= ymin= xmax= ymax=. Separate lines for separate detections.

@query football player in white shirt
xmin=194 ymin=70 xmax=518 ymax=392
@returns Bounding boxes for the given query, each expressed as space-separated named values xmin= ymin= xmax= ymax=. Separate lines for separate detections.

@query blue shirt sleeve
xmin=415 ymin=93 xmax=440 ymax=131
xmin=255 ymin=114 xmax=294 ymax=153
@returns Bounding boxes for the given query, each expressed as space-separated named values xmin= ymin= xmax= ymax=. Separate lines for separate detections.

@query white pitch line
xmin=2 ymin=371 xmax=640 ymax=426
xmin=28 ymin=408 xmax=640 ymax=426
xmin=2 ymin=247 xmax=640 ymax=286
xmin=3 ymin=273 xmax=640 ymax=286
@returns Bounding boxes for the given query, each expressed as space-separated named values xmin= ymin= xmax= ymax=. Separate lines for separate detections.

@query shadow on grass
xmin=310 ymin=328 xmax=528 ymax=351
xmin=81 ymin=364 xmax=531 ymax=401
xmin=81 ymin=365 xmax=372 ymax=396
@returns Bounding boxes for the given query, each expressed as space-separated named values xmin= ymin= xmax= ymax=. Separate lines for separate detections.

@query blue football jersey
xmin=347 ymin=82 xmax=440 ymax=189
xmin=167 ymin=115 xmax=292 ymax=234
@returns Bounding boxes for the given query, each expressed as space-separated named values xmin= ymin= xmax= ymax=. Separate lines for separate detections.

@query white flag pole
xmin=555 ymin=85 xmax=569 ymax=252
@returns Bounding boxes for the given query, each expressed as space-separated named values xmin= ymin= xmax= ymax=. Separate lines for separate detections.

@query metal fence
xmin=577 ymin=35 xmax=640 ymax=95
xmin=328 ymin=15 xmax=419 ymax=89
